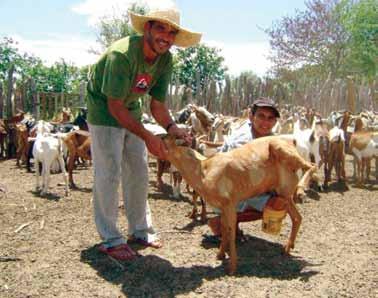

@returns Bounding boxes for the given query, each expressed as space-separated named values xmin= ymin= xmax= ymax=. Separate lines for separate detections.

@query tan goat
xmin=63 ymin=130 xmax=91 ymax=188
xmin=164 ymin=135 xmax=317 ymax=274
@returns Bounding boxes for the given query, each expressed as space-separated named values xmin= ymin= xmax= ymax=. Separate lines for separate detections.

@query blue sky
xmin=0 ymin=0 xmax=307 ymax=76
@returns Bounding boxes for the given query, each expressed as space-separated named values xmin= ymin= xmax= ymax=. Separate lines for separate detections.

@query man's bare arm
xmin=108 ymin=98 xmax=167 ymax=159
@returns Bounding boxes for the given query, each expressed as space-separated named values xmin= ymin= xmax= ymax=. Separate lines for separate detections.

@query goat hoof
xmin=200 ymin=215 xmax=207 ymax=224
xmin=216 ymin=251 xmax=226 ymax=260
xmin=227 ymin=265 xmax=236 ymax=275
xmin=187 ymin=210 xmax=197 ymax=219
xmin=283 ymin=242 xmax=294 ymax=254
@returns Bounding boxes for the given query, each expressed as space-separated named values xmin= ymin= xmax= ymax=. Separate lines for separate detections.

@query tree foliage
xmin=266 ymin=0 xmax=349 ymax=79
xmin=266 ymin=0 xmax=377 ymax=81
xmin=173 ymin=44 xmax=227 ymax=94
xmin=339 ymin=0 xmax=378 ymax=79
xmin=91 ymin=3 xmax=146 ymax=53
xmin=0 ymin=37 xmax=87 ymax=93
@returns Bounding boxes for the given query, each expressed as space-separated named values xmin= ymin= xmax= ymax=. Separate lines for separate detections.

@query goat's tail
xmin=294 ymin=165 xmax=317 ymax=202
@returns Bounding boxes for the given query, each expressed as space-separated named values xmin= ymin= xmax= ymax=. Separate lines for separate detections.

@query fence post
xmin=36 ymin=91 xmax=40 ymax=120
xmin=54 ymin=93 xmax=59 ymax=116
xmin=21 ymin=80 xmax=27 ymax=112
xmin=6 ymin=64 xmax=15 ymax=118
xmin=346 ymin=76 xmax=356 ymax=114
xmin=29 ymin=78 xmax=37 ymax=119
xmin=60 ymin=92 xmax=65 ymax=109
xmin=0 ymin=81 xmax=3 ymax=118
xmin=79 ymin=82 xmax=86 ymax=107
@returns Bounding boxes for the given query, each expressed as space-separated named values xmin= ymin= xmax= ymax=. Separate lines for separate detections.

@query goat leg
xmin=225 ymin=209 xmax=237 ymax=275
xmin=217 ymin=208 xmax=238 ymax=275
xmin=217 ymin=211 xmax=228 ymax=261
xmin=200 ymin=197 xmax=207 ymax=223
xmin=284 ymin=196 xmax=302 ymax=254
xmin=58 ymin=156 xmax=69 ymax=196
xmin=187 ymin=191 xmax=199 ymax=219
xmin=35 ymin=160 xmax=41 ymax=192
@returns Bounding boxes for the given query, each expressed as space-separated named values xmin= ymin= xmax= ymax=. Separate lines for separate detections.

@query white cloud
xmin=10 ymin=1 xmax=272 ymax=75
xmin=12 ymin=33 xmax=272 ymax=76
xmin=205 ymin=40 xmax=272 ymax=77
xmin=11 ymin=34 xmax=99 ymax=67
xmin=72 ymin=0 xmax=177 ymax=26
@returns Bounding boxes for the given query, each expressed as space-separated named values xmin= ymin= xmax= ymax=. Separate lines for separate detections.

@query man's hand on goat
xmin=167 ymin=124 xmax=192 ymax=145
xmin=145 ymin=132 xmax=168 ymax=160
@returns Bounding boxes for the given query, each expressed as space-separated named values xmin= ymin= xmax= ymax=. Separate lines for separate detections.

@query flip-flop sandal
xmin=98 ymin=243 xmax=138 ymax=261
xmin=128 ymin=235 xmax=163 ymax=249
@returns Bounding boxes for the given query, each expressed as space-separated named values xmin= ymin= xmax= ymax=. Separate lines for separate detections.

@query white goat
xmin=32 ymin=121 xmax=69 ymax=196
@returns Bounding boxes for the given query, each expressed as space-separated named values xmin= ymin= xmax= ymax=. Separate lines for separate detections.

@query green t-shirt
xmin=86 ymin=35 xmax=173 ymax=127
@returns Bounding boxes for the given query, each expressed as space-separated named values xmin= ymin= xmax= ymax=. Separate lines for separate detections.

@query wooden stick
xmin=0 ymin=256 xmax=22 ymax=262
xmin=14 ymin=222 xmax=32 ymax=233
xmin=40 ymin=219 xmax=45 ymax=230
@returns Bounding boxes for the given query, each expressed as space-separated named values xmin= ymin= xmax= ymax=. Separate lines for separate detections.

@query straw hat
xmin=129 ymin=8 xmax=202 ymax=48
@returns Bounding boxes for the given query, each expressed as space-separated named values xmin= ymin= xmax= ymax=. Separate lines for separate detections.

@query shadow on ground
xmin=81 ymin=237 xmax=318 ymax=297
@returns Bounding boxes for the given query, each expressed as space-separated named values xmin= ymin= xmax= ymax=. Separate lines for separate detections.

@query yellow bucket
xmin=262 ymin=207 xmax=287 ymax=235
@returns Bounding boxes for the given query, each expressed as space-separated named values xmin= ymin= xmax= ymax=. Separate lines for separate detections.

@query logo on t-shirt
xmin=132 ymin=74 xmax=152 ymax=94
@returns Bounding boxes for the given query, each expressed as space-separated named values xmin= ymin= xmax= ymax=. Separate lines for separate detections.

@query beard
xmin=145 ymin=32 xmax=171 ymax=55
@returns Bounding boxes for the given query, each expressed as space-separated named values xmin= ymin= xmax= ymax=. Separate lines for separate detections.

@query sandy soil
xmin=0 ymin=156 xmax=377 ymax=298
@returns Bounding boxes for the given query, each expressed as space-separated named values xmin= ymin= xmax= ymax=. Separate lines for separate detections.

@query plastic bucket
xmin=262 ymin=207 xmax=287 ymax=235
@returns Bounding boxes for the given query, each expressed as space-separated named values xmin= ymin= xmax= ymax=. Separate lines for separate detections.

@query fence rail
xmin=0 ymin=74 xmax=376 ymax=120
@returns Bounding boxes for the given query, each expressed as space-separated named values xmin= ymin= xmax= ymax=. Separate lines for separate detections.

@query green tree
xmin=91 ymin=3 xmax=146 ymax=53
xmin=173 ymin=44 xmax=227 ymax=94
xmin=339 ymin=0 xmax=378 ymax=79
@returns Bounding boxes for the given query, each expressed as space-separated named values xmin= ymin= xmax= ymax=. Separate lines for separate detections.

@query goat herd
xmin=0 ymin=103 xmax=377 ymax=274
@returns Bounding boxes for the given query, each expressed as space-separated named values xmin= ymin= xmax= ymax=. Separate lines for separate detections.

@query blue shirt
xmin=219 ymin=120 xmax=254 ymax=152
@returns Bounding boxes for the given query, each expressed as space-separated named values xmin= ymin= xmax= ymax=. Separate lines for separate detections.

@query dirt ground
xmin=0 ymin=155 xmax=377 ymax=298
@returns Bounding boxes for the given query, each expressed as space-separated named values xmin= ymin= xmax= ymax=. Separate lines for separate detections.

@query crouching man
xmin=202 ymin=97 xmax=286 ymax=238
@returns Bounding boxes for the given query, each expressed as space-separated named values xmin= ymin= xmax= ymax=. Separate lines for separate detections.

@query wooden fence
xmin=166 ymin=75 xmax=377 ymax=117
xmin=0 ymin=78 xmax=86 ymax=120
xmin=0 ymin=74 xmax=376 ymax=120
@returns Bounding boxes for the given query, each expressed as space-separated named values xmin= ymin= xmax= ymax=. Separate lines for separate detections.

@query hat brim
xmin=254 ymin=104 xmax=280 ymax=118
xmin=129 ymin=11 xmax=202 ymax=48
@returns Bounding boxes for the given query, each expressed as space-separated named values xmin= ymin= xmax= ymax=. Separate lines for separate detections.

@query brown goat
xmin=63 ymin=130 xmax=91 ymax=188
xmin=164 ymin=135 xmax=316 ymax=274
xmin=324 ymin=127 xmax=346 ymax=187
xmin=15 ymin=123 xmax=29 ymax=167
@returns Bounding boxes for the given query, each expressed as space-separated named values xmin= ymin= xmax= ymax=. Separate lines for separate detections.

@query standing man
xmin=86 ymin=7 xmax=201 ymax=260
xmin=201 ymin=97 xmax=286 ymax=238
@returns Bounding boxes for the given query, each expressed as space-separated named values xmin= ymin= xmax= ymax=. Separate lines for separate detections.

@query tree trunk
xmin=6 ymin=64 xmax=15 ymax=118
